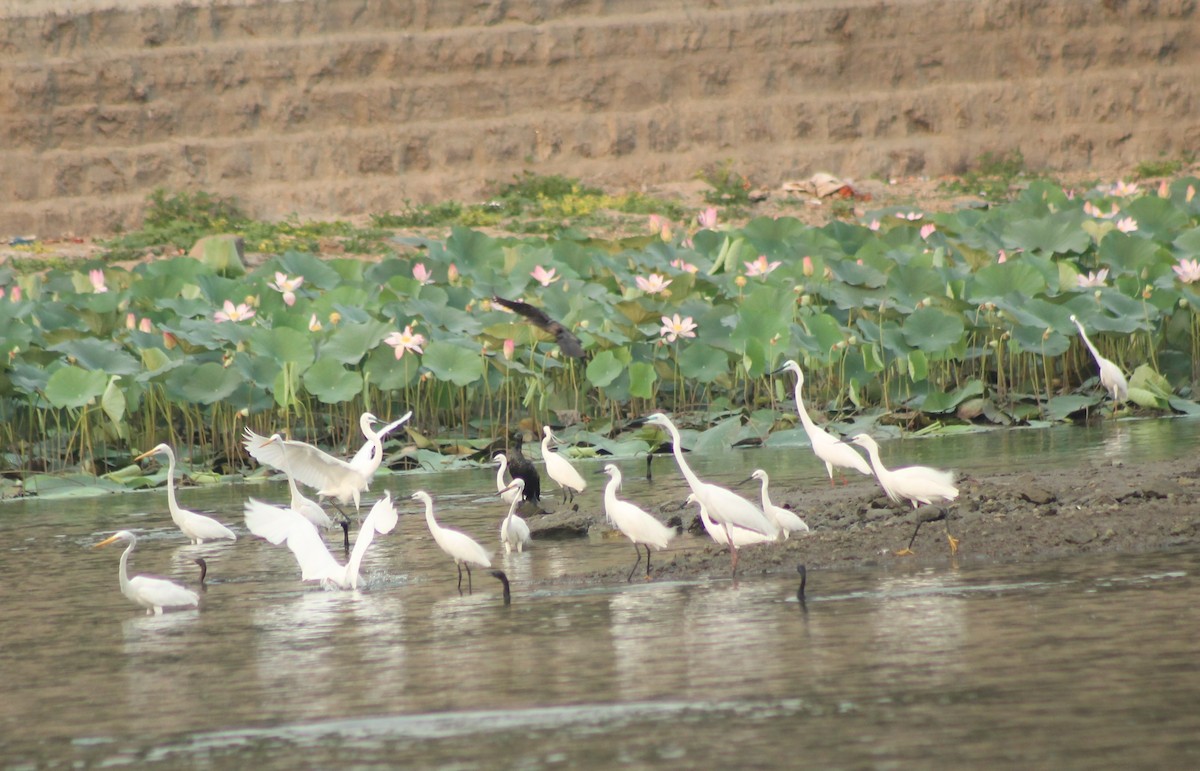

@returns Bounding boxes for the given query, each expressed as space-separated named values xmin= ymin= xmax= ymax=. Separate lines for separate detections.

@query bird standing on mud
xmin=1070 ymin=314 xmax=1128 ymax=414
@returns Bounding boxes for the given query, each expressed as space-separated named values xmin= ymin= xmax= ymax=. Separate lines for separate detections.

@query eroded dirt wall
xmin=1 ymin=0 xmax=1197 ymax=236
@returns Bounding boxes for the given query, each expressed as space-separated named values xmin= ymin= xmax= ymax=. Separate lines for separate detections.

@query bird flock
xmin=94 ymin=333 xmax=1132 ymax=615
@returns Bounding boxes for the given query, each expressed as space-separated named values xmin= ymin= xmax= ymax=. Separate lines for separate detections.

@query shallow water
xmin=3 ymin=418 xmax=1200 ymax=767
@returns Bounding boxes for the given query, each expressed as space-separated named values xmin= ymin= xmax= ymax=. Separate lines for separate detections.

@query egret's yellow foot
xmin=946 ymin=533 xmax=960 ymax=555
xmin=894 ymin=548 xmax=916 ymax=557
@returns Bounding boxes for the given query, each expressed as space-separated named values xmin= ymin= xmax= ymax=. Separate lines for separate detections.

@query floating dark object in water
xmin=490 ymin=570 xmax=511 ymax=604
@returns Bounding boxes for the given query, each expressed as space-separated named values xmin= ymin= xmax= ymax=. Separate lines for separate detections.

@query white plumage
xmin=686 ymin=494 xmax=774 ymax=548
xmin=412 ymin=490 xmax=492 ymax=592
xmin=1070 ymin=314 xmax=1128 ymax=410
xmin=499 ymin=479 xmax=533 ymax=553
xmin=134 ymin=443 xmax=237 ymax=544
xmin=750 ymin=469 xmax=810 ymax=539
xmin=778 ymin=360 xmax=872 ymax=484
xmin=541 ymin=426 xmax=587 ymax=504
xmin=493 ymin=453 xmax=521 ymax=505
xmin=602 ymin=464 xmax=677 ymax=581
xmin=94 ymin=530 xmax=200 ymax=615
xmin=244 ymin=492 xmax=397 ymax=590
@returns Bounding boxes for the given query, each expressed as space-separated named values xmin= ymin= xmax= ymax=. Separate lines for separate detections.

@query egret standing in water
xmin=133 ymin=444 xmax=237 ymax=544
xmin=602 ymin=464 xmax=677 ymax=581
xmin=412 ymin=491 xmax=492 ymax=592
xmin=1069 ymin=314 xmax=1128 ymax=413
xmin=244 ymin=492 xmax=398 ymax=590
xmin=640 ymin=413 xmax=776 ymax=575
xmin=541 ymin=426 xmax=586 ymax=505
xmin=775 ymin=360 xmax=872 ymax=485
xmin=849 ymin=434 xmax=959 ymax=555
xmin=93 ymin=530 xmax=200 ymax=614
xmin=493 ymin=453 xmax=522 ymax=505
xmin=499 ymin=479 xmax=533 ymax=554
xmin=748 ymin=469 xmax=810 ymax=540
xmin=687 ymin=494 xmax=774 ymax=549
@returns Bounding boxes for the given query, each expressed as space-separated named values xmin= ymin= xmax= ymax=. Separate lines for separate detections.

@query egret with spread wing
xmin=94 ymin=530 xmax=200 ymax=615
xmin=492 ymin=295 xmax=585 ymax=358
xmin=133 ymin=444 xmax=237 ymax=544
xmin=244 ymin=492 xmax=398 ymax=590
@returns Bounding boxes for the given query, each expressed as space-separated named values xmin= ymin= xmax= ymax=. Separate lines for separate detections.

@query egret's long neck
xmin=758 ymin=476 xmax=775 ymax=511
xmin=421 ymin=496 xmax=437 ymax=533
xmin=1074 ymin=321 xmax=1103 ymax=362
xmin=118 ymin=540 xmax=134 ymax=597
xmin=663 ymin=422 xmax=702 ymax=492
xmin=163 ymin=451 xmax=182 ymax=523
xmin=860 ymin=442 xmax=891 ymax=486
xmin=793 ymin=381 xmax=817 ymax=430
xmin=503 ymin=495 xmax=520 ymax=527
xmin=604 ymin=473 xmax=621 ymax=510
xmin=495 ymin=459 xmax=508 ymax=492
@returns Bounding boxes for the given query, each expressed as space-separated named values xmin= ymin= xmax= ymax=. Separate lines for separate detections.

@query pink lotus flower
xmin=308 ymin=314 xmax=322 ymax=332
xmin=447 ymin=263 xmax=460 ymax=284
xmin=1083 ymin=201 xmax=1121 ymax=220
xmin=802 ymin=256 xmax=814 ymax=276
xmin=1115 ymin=217 xmax=1138 ymax=233
xmin=900 ymin=211 xmax=923 ymax=221
xmin=412 ymin=263 xmax=433 ymax=285
xmin=920 ymin=223 xmax=937 ymax=240
xmin=697 ymin=207 xmax=719 ymax=229
xmin=138 ymin=317 xmax=152 ymax=333
xmin=1105 ymin=181 xmax=1140 ymax=197
xmin=1188 ymin=185 xmax=1196 ymax=203
xmin=745 ymin=255 xmax=782 ymax=277
xmin=659 ymin=313 xmax=697 ymax=343
xmin=636 ymin=273 xmax=672 ymax=294
xmin=385 ymin=324 xmax=426 ymax=359
xmin=89 ymin=269 xmax=107 ymax=293
xmin=1077 ymin=268 xmax=1109 ymax=288
xmin=268 ymin=272 xmax=304 ymax=306
xmin=531 ymin=265 xmax=560 ymax=287
xmin=125 ymin=312 xmax=137 ymax=330
xmin=1172 ymin=258 xmax=1200 ymax=284
xmin=670 ymin=257 xmax=699 ymax=274
xmin=868 ymin=220 xmax=881 ymax=231
xmin=214 ymin=300 xmax=256 ymax=323
xmin=502 ymin=338 xmax=515 ymax=360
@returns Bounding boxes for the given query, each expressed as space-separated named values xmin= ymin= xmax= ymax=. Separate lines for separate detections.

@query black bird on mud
xmin=492 ymin=295 xmax=585 ymax=359
xmin=505 ymin=431 xmax=541 ymax=503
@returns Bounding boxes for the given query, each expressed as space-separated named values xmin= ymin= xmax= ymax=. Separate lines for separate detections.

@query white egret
xmin=849 ymin=434 xmax=959 ymax=555
xmin=1069 ymin=314 xmax=1128 ymax=412
xmin=242 ymin=411 xmax=410 ymax=513
xmin=541 ymin=426 xmax=586 ymax=505
xmin=255 ymin=432 xmax=334 ymax=531
xmin=133 ymin=444 xmax=237 ymax=544
xmin=499 ymin=479 xmax=533 ymax=554
xmin=776 ymin=360 xmax=872 ymax=484
xmin=687 ymin=493 xmax=774 ymax=548
xmin=493 ymin=453 xmax=521 ymax=505
xmin=244 ymin=492 xmax=397 ymax=590
xmin=641 ymin=413 xmax=777 ymax=574
xmin=603 ymin=464 xmax=677 ymax=581
xmin=749 ymin=469 xmax=810 ymax=539
xmin=412 ymin=490 xmax=492 ymax=592
xmin=93 ymin=530 xmax=200 ymax=615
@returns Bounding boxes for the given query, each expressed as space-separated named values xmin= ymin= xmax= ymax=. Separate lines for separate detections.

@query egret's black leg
xmin=456 ymin=563 xmax=464 ymax=592
xmin=626 ymin=543 xmax=643 ymax=583
xmin=645 ymin=453 xmax=653 ymax=482
xmin=645 ymin=545 xmax=653 ymax=579
xmin=796 ymin=564 xmax=808 ymax=602
xmin=466 ymin=563 xmax=473 ymax=594
xmin=339 ymin=519 xmax=351 ymax=554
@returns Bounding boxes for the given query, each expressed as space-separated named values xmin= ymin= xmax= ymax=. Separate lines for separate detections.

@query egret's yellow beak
xmin=132 ymin=449 xmax=156 ymax=463
xmin=93 ymin=534 xmax=122 ymax=549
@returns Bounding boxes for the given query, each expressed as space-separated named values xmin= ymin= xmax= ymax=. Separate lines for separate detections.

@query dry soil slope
xmin=0 ymin=0 xmax=1196 ymax=236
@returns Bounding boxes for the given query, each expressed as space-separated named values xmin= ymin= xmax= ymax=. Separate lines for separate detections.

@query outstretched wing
xmin=244 ymin=498 xmax=342 ymax=584
xmin=345 ymin=492 xmax=399 ymax=589
xmin=243 ymin=428 xmax=363 ymax=495
xmin=492 ymin=295 xmax=585 ymax=358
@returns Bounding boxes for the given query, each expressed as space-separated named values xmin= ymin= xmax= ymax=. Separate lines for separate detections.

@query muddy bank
xmin=519 ymin=454 xmax=1200 ymax=586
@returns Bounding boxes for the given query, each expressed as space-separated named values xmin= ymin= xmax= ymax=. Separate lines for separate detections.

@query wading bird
xmin=493 ymin=453 xmax=522 ymax=505
xmin=133 ymin=444 xmax=237 ymax=544
xmin=639 ymin=413 xmax=776 ymax=574
xmin=849 ymin=434 xmax=959 ymax=555
xmin=243 ymin=492 xmax=398 ymax=590
xmin=541 ymin=426 xmax=586 ymax=505
xmin=602 ymin=464 xmax=677 ymax=582
xmin=412 ymin=491 xmax=492 ymax=592
xmin=687 ymin=494 xmax=774 ymax=549
xmin=93 ymin=530 xmax=200 ymax=614
xmin=775 ymin=360 xmax=872 ymax=485
xmin=749 ymin=469 xmax=810 ymax=540
xmin=499 ymin=479 xmax=533 ymax=554
xmin=492 ymin=294 xmax=586 ymax=358
xmin=242 ymin=411 xmax=410 ymax=515
xmin=1069 ymin=314 xmax=1128 ymax=413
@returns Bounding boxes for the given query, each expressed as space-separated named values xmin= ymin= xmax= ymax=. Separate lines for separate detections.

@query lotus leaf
xmin=586 ymin=350 xmax=625 ymax=388
xmin=902 ymin=307 xmax=966 ymax=354
xmin=277 ymin=251 xmax=343 ymax=290
xmin=677 ymin=343 xmax=728 ymax=383
xmin=1001 ymin=210 xmax=1090 ymax=255
xmin=166 ymin=362 xmax=243 ymax=405
xmin=45 ymin=366 xmax=108 ymax=409
xmin=918 ymin=379 xmax=984 ymax=414
xmin=1044 ymin=394 xmax=1102 ymax=420
xmin=47 ymin=339 xmax=140 ymax=376
xmin=628 ymin=361 xmax=657 ymax=400
xmin=421 ymin=341 xmax=485 ymax=387
xmin=302 ymin=358 xmax=363 ymax=403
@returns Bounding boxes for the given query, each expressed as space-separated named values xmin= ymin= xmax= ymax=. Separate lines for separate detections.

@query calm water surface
xmin=3 ymin=419 xmax=1200 ymax=768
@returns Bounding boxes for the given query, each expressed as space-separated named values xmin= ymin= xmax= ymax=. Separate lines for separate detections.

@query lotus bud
xmin=735 ymin=276 xmax=747 ymax=288
xmin=1158 ymin=180 xmax=1170 ymax=198
xmin=503 ymin=339 xmax=515 ymax=360
xmin=848 ymin=334 xmax=858 ymax=345
xmin=480 ymin=299 xmax=492 ymax=312
xmin=1042 ymin=329 xmax=1051 ymax=340
xmin=448 ymin=263 xmax=460 ymax=284
xmin=1093 ymin=290 xmax=1102 ymax=301
xmin=238 ymin=408 xmax=249 ymax=417
xmin=1142 ymin=285 xmax=1152 ymax=300
xmin=802 ymin=256 xmax=814 ymax=276
xmin=800 ymin=294 xmax=812 ymax=306
xmin=125 ymin=313 xmax=137 ymax=330
xmin=163 ymin=331 xmax=178 ymax=350
xmin=139 ymin=317 xmax=152 ymax=333
xmin=579 ymin=319 xmax=589 ymax=328
xmin=1180 ymin=298 xmax=1189 ymax=309
xmin=308 ymin=314 xmax=322 ymax=332
xmin=329 ymin=311 xmax=341 ymax=325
